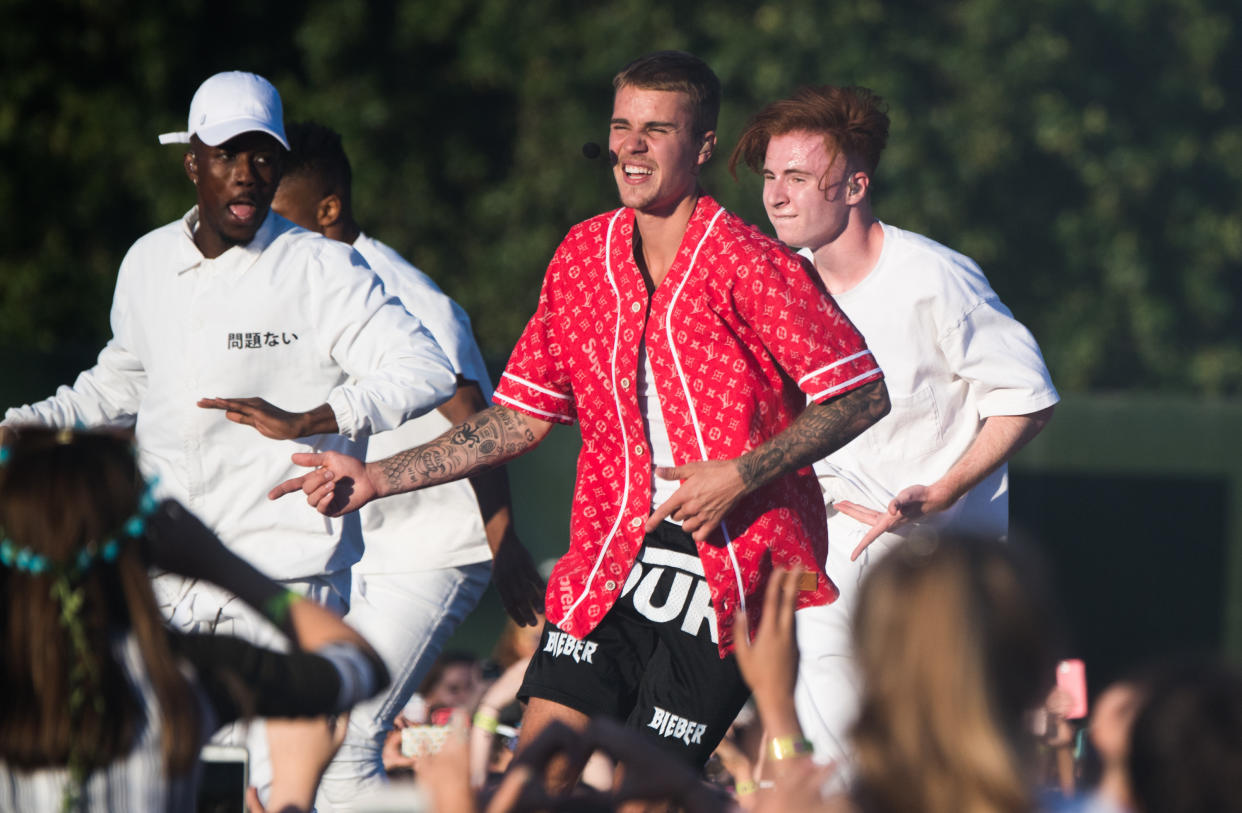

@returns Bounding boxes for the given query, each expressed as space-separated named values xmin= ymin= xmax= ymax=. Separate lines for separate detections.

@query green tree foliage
xmin=2 ymin=0 xmax=1239 ymax=392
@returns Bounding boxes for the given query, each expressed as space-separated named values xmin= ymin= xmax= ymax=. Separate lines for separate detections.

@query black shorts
xmin=519 ymin=522 xmax=751 ymax=767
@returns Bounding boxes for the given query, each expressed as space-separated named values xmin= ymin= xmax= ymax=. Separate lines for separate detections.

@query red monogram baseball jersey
xmin=494 ymin=196 xmax=883 ymax=655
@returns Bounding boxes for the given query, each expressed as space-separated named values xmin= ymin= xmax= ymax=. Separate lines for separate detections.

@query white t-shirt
xmin=636 ymin=341 xmax=680 ymax=514
xmin=810 ymin=223 xmax=1060 ymax=539
xmin=350 ymin=234 xmax=494 ymax=572
xmin=4 ymin=211 xmax=456 ymax=580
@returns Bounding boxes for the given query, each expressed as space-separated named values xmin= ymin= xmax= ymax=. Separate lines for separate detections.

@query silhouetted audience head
xmin=850 ymin=534 xmax=1058 ymax=813
xmin=1128 ymin=660 xmax=1242 ymax=813
xmin=419 ymin=650 xmax=482 ymax=711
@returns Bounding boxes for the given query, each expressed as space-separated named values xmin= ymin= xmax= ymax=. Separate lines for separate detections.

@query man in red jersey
xmin=272 ymin=52 xmax=889 ymax=779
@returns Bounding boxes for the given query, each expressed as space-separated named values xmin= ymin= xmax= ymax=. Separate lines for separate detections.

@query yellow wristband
xmin=734 ymin=780 xmax=758 ymax=796
xmin=768 ymin=736 xmax=814 ymax=760
xmin=472 ymin=711 xmax=500 ymax=733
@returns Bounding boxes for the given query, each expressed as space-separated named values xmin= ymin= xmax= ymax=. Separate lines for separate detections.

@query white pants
xmin=315 ymin=562 xmax=491 ymax=812
xmin=794 ymin=511 xmax=901 ymax=787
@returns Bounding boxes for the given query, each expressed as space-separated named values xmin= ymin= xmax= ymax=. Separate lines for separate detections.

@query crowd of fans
xmin=368 ymin=539 xmax=1242 ymax=813
xmin=3 ymin=427 xmax=1241 ymax=812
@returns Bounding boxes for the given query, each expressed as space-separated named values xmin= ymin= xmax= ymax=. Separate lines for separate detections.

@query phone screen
xmin=1056 ymin=659 xmax=1089 ymax=720
xmin=197 ymin=746 xmax=248 ymax=813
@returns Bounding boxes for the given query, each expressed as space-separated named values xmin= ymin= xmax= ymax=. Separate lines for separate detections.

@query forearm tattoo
xmin=378 ymin=406 xmax=538 ymax=493
xmin=737 ymin=379 xmax=890 ymax=491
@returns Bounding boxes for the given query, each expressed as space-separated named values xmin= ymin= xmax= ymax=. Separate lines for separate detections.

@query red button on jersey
xmin=495 ymin=196 xmax=883 ymax=655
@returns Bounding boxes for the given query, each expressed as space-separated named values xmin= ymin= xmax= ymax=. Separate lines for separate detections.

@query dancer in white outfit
xmin=3 ymin=74 xmax=457 ymax=800
xmin=271 ymin=121 xmax=543 ymax=809
xmin=731 ymin=84 xmax=1059 ymax=777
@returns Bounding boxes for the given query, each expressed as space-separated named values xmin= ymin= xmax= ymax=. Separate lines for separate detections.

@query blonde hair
xmin=850 ymin=535 xmax=1055 ymax=813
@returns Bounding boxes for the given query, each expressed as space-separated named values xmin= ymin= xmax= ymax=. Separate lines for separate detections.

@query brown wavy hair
xmin=729 ymin=85 xmax=890 ymax=180
xmin=849 ymin=534 xmax=1056 ymax=813
xmin=0 ymin=427 xmax=201 ymax=776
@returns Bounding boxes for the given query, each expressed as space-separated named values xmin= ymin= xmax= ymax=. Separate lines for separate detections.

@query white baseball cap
xmin=157 ymin=71 xmax=289 ymax=149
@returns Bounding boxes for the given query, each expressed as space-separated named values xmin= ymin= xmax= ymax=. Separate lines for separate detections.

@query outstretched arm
xmin=647 ymin=379 xmax=890 ymax=541
xmin=5 ymin=341 xmax=147 ymax=429
xmin=269 ymin=404 xmax=552 ymax=517
xmin=437 ymin=380 xmax=545 ymax=626
xmin=834 ymin=405 xmax=1055 ymax=558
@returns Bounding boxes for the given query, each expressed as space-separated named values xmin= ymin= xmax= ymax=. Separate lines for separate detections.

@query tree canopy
xmin=2 ymin=0 xmax=1239 ymax=393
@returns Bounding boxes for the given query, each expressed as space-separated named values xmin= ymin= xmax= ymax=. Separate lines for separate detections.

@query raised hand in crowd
xmin=483 ymin=721 xmax=595 ymax=813
xmin=579 ymin=717 xmax=728 ymax=812
xmin=417 ymin=711 xmax=478 ymax=813
xmin=733 ymin=568 xmax=809 ymax=762
xmin=478 ymin=719 xmax=728 ymax=813
xmin=471 ymin=657 xmax=532 ymax=788
xmin=752 ymin=759 xmax=845 ymax=813
xmin=712 ymin=730 xmax=759 ymax=810
xmin=245 ymin=715 xmax=349 ymax=813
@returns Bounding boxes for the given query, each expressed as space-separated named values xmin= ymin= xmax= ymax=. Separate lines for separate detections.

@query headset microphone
xmin=582 ymin=142 xmax=603 ymax=160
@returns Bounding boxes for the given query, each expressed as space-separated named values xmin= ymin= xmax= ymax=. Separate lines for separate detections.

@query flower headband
xmin=0 ymin=427 xmax=158 ymax=578
xmin=0 ymin=479 xmax=158 ymax=577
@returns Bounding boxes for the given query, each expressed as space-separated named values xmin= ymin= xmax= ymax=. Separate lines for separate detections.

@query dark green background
xmin=3 ymin=0 xmax=1240 ymax=692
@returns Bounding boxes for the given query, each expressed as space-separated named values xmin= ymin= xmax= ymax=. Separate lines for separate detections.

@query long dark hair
xmin=0 ymin=427 xmax=201 ymax=776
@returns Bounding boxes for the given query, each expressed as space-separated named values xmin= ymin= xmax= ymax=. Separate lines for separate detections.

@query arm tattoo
xmin=378 ymin=405 xmax=539 ymax=493
xmin=737 ymin=379 xmax=890 ymax=491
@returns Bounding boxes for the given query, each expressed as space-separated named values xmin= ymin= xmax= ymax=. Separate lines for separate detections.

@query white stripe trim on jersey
xmin=564 ymin=209 xmax=630 ymax=622
xmin=639 ymin=545 xmax=706 ymax=576
xmin=661 ymin=207 xmax=747 ymax=617
xmin=665 ymin=207 xmax=726 ymax=459
xmin=493 ymin=391 xmax=574 ymax=423
xmin=808 ymin=368 xmax=884 ymax=402
xmin=796 ymin=349 xmax=875 ymax=386
xmin=501 ymin=371 xmax=573 ymax=400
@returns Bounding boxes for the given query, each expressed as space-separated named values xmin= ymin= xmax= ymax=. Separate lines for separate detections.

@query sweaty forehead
xmin=765 ymin=130 xmax=838 ymax=171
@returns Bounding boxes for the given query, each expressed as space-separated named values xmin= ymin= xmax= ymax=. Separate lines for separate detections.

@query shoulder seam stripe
xmin=797 ymin=349 xmax=875 ymax=386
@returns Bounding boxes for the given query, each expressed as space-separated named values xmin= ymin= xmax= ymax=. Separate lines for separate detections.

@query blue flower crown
xmin=0 ymin=476 xmax=160 ymax=577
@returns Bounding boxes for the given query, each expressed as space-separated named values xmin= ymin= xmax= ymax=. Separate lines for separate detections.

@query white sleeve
xmin=354 ymin=237 xmax=494 ymax=400
xmin=315 ymin=247 xmax=457 ymax=440
xmin=395 ymin=286 xmax=494 ymax=402
xmin=942 ymin=296 xmax=1060 ymax=418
